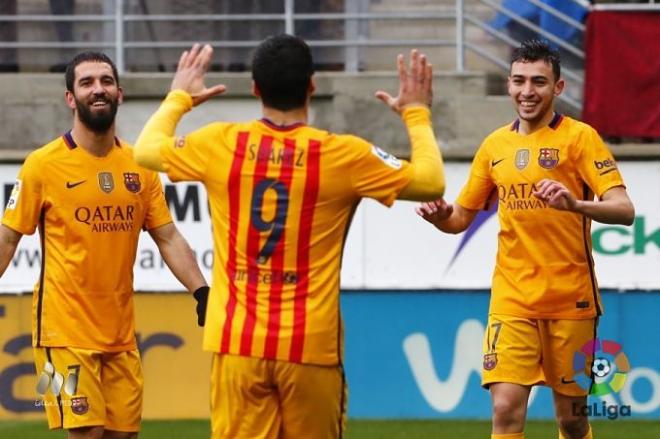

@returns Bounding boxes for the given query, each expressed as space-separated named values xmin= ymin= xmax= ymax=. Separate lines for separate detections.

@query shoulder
xmin=476 ymin=124 xmax=512 ymax=157
xmin=24 ymin=136 xmax=68 ymax=167
xmin=320 ymin=131 xmax=374 ymax=152
xmin=484 ymin=122 xmax=516 ymax=143
xmin=563 ymin=116 xmax=598 ymax=136
xmin=558 ymin=116 xmax=603 ymax=147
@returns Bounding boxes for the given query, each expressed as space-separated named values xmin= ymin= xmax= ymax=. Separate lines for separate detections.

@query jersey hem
xmin=34 ymin=341 xmax=138 ymax=352
xmin=487 ymin=309 xmax=598 ymax=320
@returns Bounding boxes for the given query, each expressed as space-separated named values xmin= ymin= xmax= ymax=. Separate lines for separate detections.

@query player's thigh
xmin=34 ymin=346 xmax=105 ymax=430
xmin=482 ymin=314 xmax=545 ymax=388
xmin=210 ymin=354 xmax=280 ymax=439
xmin=101 ymin=350 xmax=143 ymax=432
xmin=275 ymin=361 xmax=346 ymax=439
xmin=540 ymin=318 xmax=597 ymax=397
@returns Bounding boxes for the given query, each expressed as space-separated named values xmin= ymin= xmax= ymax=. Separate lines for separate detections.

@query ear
xmin=554 ymin=78 xmax=565 ymax=97
xmin=251 ymin=81 xmax=261 ymax=98
xmin=117 ymin=86 xmax=124 ymax=105
xmin=308 ymin=78 xmax=316 ymax=96
xmin=64 ymin=90 xmax=77 ymax=110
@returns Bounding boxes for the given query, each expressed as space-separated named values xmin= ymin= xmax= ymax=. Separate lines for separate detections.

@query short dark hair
xmin=65 ymin=52 xmax=119 ymax=92
xmin=251 ymin=34 xmax=314 ymax=111
xmin=510 ymin=39 xmax=561 ymax=81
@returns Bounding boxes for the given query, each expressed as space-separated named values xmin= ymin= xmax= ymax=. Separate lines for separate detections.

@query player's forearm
xmin=134 ymin=90 xmax=194 ymax=172
xmin=152 ymin=224 xmax=207 ymax=292
xmin=573 ymin=198 xmax=635 ymax=225
xmin=0 ymin=225 xmax=21 ymax=277
xmin=398 ymin=106 xmax=445 ymax=200
xmin=159 ymin=233 xmax=207 ymax=293
xmin=433 ymin=214 xmax=470 ymax=234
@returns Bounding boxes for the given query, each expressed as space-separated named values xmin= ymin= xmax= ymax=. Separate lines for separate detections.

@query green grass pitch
xmin=2 ymin=419 xmax=660 ymax=438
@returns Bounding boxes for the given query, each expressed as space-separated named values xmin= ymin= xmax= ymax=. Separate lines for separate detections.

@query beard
xmin=75 ymin=95 xmax=119 ymax=134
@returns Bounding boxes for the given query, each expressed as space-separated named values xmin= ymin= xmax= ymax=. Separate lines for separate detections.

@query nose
xmin=521 ymin=81 xmax=534 ymax=96
xmin=91 ymin=80 xmax=106 ymax=95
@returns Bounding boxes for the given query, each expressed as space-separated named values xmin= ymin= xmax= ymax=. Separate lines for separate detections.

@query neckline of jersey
xmin=259 ymin=118 xmax=306 ymax=132
xmin=510 ymin=112 xmax=564 ymax=135
xmin=63 ymin=130 xmax=122 ymax=159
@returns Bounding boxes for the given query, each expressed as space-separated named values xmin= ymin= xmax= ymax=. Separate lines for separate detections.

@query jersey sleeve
xmin=574 ymin=124 xmax=625 ymax=197
xmin=143 ymin=171 xmax=173 ymax=231
xmin=347 ymin=135 xmax=413 ymax=207
xmin=160 ymin=123 xmax=222 ymax=183
xmin=1 ymin=153 xmax=44 ymax=235
xmin=456 ymin=142 xmax=496 ymax=210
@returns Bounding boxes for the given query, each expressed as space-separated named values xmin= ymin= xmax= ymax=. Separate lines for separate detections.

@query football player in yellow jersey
xmin=133 ymin=35 xmax=445 ymax=438
xmin=0 ymin=52 xmax=209 ymax=439
xmin=417 ymin=40 xmax=635 ymax=439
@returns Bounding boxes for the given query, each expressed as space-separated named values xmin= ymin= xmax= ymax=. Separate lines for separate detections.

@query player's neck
xmin=261 ymin=106 xmax=308 ymax=127
xmin=517 ymin=108 xmax=556 ymax=135
xmin=70 ymin=120 xmax=116 ymax=157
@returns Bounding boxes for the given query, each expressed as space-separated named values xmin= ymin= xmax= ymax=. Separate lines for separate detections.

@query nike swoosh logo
xmin=561 ymin=377 xmax=576 ymax=384
xmin=66 ymin=180 xmax=86 ymax=189
xmin=491 ymin=158 xmax=505 ymax=167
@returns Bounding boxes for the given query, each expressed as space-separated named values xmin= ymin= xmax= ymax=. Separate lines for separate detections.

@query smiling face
xmin=508 ymin=59 xmax=564 ymax=130
xmin=65 ymin=61 xmax=123 ymax=134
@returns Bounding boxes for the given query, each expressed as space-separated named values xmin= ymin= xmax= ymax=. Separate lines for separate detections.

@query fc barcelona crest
xmin=71 ymin=396 xmax=89 ymax=415
xmin=123 ymin=172 xmax=141 ymax=193
xmin=538 ymin=148 xmax=559 ymax=169
xmin=483 ymin=353 xmax=498 ymax=371
xmin=97 ymin=172 xmax=114 ymax=193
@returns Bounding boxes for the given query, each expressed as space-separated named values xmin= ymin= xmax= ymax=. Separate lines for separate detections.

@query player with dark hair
xmin=417 ymin=39 xmax=634 ymax=439
xmin=133 ymin=34 xmax=445 ymax=438
xmin=0 ymin=51 xmax=209 ymax=439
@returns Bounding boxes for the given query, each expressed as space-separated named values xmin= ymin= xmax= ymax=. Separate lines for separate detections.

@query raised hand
xmin=533 ymin=178 xmax=577 ymax=211
xmin=171 ymin=44 xmax=227 ymax=107
xmin=415 ymin=198 xmax=454 ymax=226
xmin=375 ymin=49 xmax=433 ymax=115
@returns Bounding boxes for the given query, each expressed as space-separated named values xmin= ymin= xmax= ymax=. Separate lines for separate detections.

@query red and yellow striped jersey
xmin=457 ymin=114 xmax=625 ymax=319
xmin=159 ymin=118 xmax=414 ymax=365
xmin=2 ymin=133 xmax=172 ymax=351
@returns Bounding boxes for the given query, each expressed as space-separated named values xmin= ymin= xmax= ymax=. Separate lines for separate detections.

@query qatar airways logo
xmin=446 ymin=182 xmax=547 ymax=270
xmin=74 ymin=205 xmax=136 ymax=232
xmin=497 ymin=182 xmax=547 ymax=211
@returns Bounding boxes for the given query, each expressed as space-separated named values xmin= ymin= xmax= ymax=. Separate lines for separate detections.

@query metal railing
xmin=1 ymin=1 xmax=658 ymax=110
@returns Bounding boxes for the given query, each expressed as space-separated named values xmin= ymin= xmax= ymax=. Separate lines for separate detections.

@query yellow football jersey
xmin=457 ymin=114 xmax=625 ymax=319
xmin=2 ymin=132 xmax=172 ymax=351
xmin=159 ymin=117 xmax=414 ymax=365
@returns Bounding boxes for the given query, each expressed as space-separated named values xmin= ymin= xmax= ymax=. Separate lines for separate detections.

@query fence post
xmin=285 ymin=0 xmax=295 ymax=35
xmin=115 ymin=0 xmax=124 ymax=74
xmin=456 ymin=0 xmax=465 ymax=72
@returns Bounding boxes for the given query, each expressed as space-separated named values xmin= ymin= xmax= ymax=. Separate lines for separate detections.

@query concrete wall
xmin=0 ymin=72 xmax=654 ymax=162
xmin=0 ymin=71 xmax=517 ymax=160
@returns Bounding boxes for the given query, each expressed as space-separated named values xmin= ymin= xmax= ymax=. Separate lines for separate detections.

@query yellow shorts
xmin=210 ymin=354 xmax=347 ymax=439
xmin=33 ymin=347 xmax=143 ymax=431
xmin=482 ymin=314 xmax=597 ymax=397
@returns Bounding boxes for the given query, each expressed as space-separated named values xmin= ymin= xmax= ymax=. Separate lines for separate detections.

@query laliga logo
xmin=573 ymin=338 xmax=630 ymax=396
xmin=572 ymin=338 xmax=633 ymax=419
